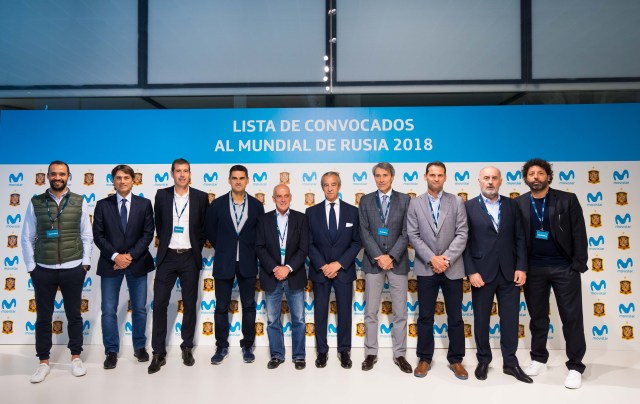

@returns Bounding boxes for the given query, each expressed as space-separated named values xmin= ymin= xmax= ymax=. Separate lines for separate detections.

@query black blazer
xmin=93 ymin=194 xmax=155 ymax=277
xmin=463 ymin=195 xmax=527 ymax=283
xmin=516 ymin=188 xmax=588 ymax=273
xmin=306 ymin=200 xmax=361 ymax=284
xmin=205 ymin=192 xmax=265 ymax=279
xmin=255 ymin=209 xmax=309 ymax=292
xmin=154 ymin=186 xmax=209 ymax=270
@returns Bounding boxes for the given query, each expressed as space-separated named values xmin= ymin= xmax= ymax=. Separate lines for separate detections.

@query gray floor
xmin=0 ymin=345 xmax=637 ymax=403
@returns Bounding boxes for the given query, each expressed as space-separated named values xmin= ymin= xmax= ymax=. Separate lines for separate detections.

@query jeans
xmin=265 ymin=281 xmax=305 ymax=360
xmin=101 ymin=271 xmax=148 ymax=353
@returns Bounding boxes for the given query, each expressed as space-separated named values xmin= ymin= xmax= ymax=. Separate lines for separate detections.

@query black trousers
xmin=151 ymin=250 xmax=199 ymax=355
xmin=471 ymin=270 xmax=520 ymax=368
xmin=214 ymin=263 xmax=256 ymax=349
xmin=524 ymin=264 xmax=586 ymax=373
xmin=416 ymin=274 xmax=465 ymax=364
xmin=313 ymin=278 xmax=353 ymax=354
xmin=30 ymin=264 xmax=86 ymax=360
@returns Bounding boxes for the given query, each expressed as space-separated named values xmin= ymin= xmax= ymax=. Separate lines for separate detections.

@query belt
xmin=168 ymin=248 xmax=192 ymax=254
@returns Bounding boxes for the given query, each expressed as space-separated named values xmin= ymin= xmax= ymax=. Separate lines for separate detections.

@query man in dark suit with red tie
xmin=93 ymin=164 xmax=155 ymax=370
xmin=148 ymin=158 xmax=209 ymax=374
xmin=306 ymin=171 xmax=361 ymax=369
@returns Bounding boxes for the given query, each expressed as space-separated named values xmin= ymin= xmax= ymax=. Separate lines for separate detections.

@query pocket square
xmin=346 ymin=223 xmax=353 ymax=228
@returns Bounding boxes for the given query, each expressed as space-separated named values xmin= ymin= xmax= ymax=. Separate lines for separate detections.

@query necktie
xmin=329 ymin=202 xmax=337 ymax=241
xmin=120 ymin=199 xmax=128 ymax=232
xmin=381 ymin=195 xmax=389 ymax=222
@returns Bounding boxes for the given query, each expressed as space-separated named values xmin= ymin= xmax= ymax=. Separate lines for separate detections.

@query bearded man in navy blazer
xmin=206 ymin=165 xmax=265 ymax=365
xmin=463 ymin=166 xmax=531 ymax=383
xmin=93 ymin=164 xmax=155 ymax=370
xmin=306 ymin=171 xmax=361 ymax=369
xmin=148 ymin=158 xmax=209 ymax=374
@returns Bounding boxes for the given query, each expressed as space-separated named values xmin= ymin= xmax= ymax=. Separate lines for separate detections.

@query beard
xmin=524 ymin=179 xmax=549 ymax=192
xmin=50 ymin=179 xmax=67 ymax=191
xmin=481 ymin=188 xmax=499 ymax=200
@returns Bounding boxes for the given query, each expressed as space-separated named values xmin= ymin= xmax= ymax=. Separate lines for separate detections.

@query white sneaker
xmin=523 ymin=360 xmax=547 ymax=376
xmin=565 ymin=369 xmax=582 ymax=389
xmin=30 ymin=363 xmax=50 ymax=383
xmin=71 ymin=358 xmax=87 ymax=377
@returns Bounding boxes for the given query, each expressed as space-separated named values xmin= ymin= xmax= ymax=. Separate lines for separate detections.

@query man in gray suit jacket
xmin=407 ymin=161 xmax=469 ymax=380
xmin=359 ymin=163 xmax=412 ymax=374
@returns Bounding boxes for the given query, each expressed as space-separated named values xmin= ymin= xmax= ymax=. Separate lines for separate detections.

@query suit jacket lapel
xmin=436 ymin=193 xmax=451 ymax=234
xmin=419 ymin=194 xmax=437 ymax=234
xmin=522 ymin=191 xmax=531 ymax=238
xmin=337 ymin=200 xmax=347 ymax=242
xmin=547 ymin=189 xmax=556 ymax=230
xmin=477 ymin=196 xmax=498 ymax=234
xmin=110 ymin=195 xmax=125 ymax=234
xmin=319 ymin=201 xmax=332 ymax=243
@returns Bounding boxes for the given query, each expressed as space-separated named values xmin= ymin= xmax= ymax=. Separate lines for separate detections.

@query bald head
xmin=478 ymin=166 xmax=502 ymax=201
xmin=273 ymin=184 xmax=292 ymax=214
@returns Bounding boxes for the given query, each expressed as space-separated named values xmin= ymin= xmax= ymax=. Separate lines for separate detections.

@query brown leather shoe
xmin=413 ymin=360 xmax=431 ymax=378
xmin=393 ymin=356 xmax=413 ymax=374
xmin=449 ymin=362 xmax=468 ymax=380
xmin=361 ymin=355 xmax=377 ymax=371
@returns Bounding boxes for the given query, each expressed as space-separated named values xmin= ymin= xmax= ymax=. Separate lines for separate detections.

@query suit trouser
xmin=471 ymin=270 xmax=520 ymax=368
xmin=30 ymin=264 xmax=86 ymax=360
xmin=313 ymin=278 xmax=353 ymax=354
xmin=524 ymin=264 xmax=586 ymax=373
xmin=364 ymin=271 xmax=408 ymax=358
xmin=416 ymin=274 xmax=464 ymax=364
xmin=151 ymin=250 xmax=199 ymax=355
xmin=214 ymin=263 xmax=256 ymax=349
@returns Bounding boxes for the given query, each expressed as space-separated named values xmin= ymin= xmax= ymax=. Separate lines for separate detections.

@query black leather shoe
xmin=134 ymin=348 xmax=149 ymax=362
xmin=294 ymin=359 xmax=306 ymax=370
xmin=504 ymin=366 xmax=533 ymax=384
xmin=393 ymin=356 xmax=413 ymax=373
xmin=267 ymin=358 xmax=284 ymax=369
xmin=182 ymin=347 xmax=195 ymax=366
xmin=338 ymin=351 xmax=352 ymax=369
xmin=103 ymin=352 xmax=117 ymax=369
xmin=315 ymin=353 xmax=328 ymax=368
xmin=475 ymin=363 xmax=489 ymax=380
xmin=361 ymin=355 xmax=377 ymax=371
xmin=148 ymin=354 xmax=166 ymax=374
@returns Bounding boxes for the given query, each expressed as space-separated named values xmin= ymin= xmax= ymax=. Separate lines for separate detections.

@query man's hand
xmin=514 ymin=270 xmax=526 ymax=287
xmin=468 ymin=273 xmax=485 ymax=288
xmin=430 ymin=255 xmax=450 ymax=273
xmin=322 ymin=261 xmax=342 ymax=279
xmin=375 ymin=254 xmax=394 ymax=271
xmin=274 ymin=266 xmax=290 ymax=281
xmin=113 ymin=253 xmax=132 ymax=270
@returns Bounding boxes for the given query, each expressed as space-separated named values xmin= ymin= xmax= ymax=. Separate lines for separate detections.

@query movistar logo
xmin=549 ymin=324 xmax=554 ymax=333
xmin=175 ymin=323 xmax=182 ymax=332
xmin=489 ymin=324 xmax=501 ymax=335
xmin=82 ymin=193 xmax=96 ymax=203
xmin=352 ymin=171 xmax=367 ymax=182
xmin=613 ymin=170 xmax=629 ymax=181
xmin=328 ymin=324 xmax=338 ymax=334
xmin=589 ymin=236 xmax=604 ymax=246
xmin=619 ymin=303 xmax=636 ymax=314
xmin=229 ymin=322 xmax=241 ymax=332
xmin=403 ymin=171 xmax=418 ymax=182
xmin=155 ymin=172 xmax=169 ymax=183
xmin=202 ymin=257 xmax=214 ymax=268
xmin=4 ymin=256 xmax=19 ymax=266
xmin=380 ymin=323 xmax=394 ymax=334
xmin=54 ymin=299 xmax=64 ymax=309
xmin=587 ymin=192 xmax=603 ymax=203
xmin=592 ymin=325 xmax=608 ymax=336
xmin=83 ymin=277 xmax=92 ymax=288
xmin=409 ymin=259 xmax=414 ymax=268
xmin=519 ymin=302 xmax=527 ymax=312
xmin=590 ymin=280 xmax=607 ymax=291
xmin=282 ymin=322 xmax=292 ymax=333
xmin=304 ymin=301 xmax=314 ymax=311
xmin=26 ymin=322 xmax=36 ymax=331
xmin=406 ymin=301 xmax=419 ymax=312
xmin=201 ymin=300 xmax=216 ymax=310
xmin=461 ymin=301 xmax=473 ymax=312
xmin=506 ymin=171 xmax=522 ymax=181
xmin=559 ymin=170 xmax=575 ymax=181
xmin=355 ymin=258 xmax=363 ymax=268
xmin=253 ymin=172 xmax=267 ymax=183
xmin=256 ymin=300 xmax=266 ymax=311
xmin=302 ymin=172 xmax=317 ymax=183
xmin=353 ymin=301 xmax=366 ymax=312
xmin=106 ymin=174 xmax=113 ymax=183
xmin=6 ymin=214 xmax=21 ymax=224
xmin=454 ymin=171 xmax=469 ymax=182
xmin=9 ymin=173 xmax=24 ymax=183
xmin=615 ymin=214 xmax=631 ymax=224
xmin=433 ymin=324 xmax=449 ymax=334
xmin=1 ymin=299 xmax=16 ymax=309
xmin=617 ymin=258 xmax=633 ymax=269
xmin=125 ymin=322 xmax=133 ymax=332
xmin=83 ymin=321 xmax=90 ymax=331
xmin=203 ymin=172 xmax=218 ymax=183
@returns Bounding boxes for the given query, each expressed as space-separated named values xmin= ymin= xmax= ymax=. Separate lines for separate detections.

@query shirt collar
xmin=378 ymin=189 xmax=393 ymax=198
xmin=427 ymin=190 xmax=443 ymax=202
xmin=117 ymin=192 xmax=132 ymax=204
xmin=483 ymin=195 xmax=500 ymax=205
xmin=276 ymin=209 xmax=290 ymax=218
xmin=325 ymin=199 xmax=340 ymax=207
xmin=174 ymin=188 xmax=190 ymax=198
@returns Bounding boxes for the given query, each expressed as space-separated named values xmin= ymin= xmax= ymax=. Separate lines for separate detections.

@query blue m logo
xmin=155 ymin=172 xmax=169 ymax=183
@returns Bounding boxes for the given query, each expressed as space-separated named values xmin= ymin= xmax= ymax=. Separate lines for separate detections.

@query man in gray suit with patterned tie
xmin=359 ymin=162 xmax=412 ymax=374
xmin=407 ymin=161 xmax=469 ymax=380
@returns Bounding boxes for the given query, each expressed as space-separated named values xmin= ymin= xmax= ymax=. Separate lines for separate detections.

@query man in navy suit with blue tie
xmin=306 ymin=171 xmax=361 ymax=369
xmin=463 ymin=166 xmax=530 ymax=383
xmin=93 ymin=164 xmax=155 ymax=369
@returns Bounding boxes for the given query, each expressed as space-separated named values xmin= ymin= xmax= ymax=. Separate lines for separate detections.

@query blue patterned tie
xmin=329 ymin=202 xmax=337 ymax=241
xmin=120 ymin=199 xmax=128 ymax=233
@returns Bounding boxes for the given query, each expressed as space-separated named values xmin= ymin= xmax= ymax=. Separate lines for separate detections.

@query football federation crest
xmin=355 ymin=278 xmax=365 ymax=293
xmin=2 ymin=320 xmax=13 ymax=335
xmin=464 ymin=323 xmax=472 ymax=338
xmin=7 ymin=235 xmax=17 ymax=248
xmin=408 ymin=323 xmax=417 ymax=338
xmin=254 ymin=192 xmax=265 ymax=205
xmin=356 ymin=322 xmax=365 ymax=337
xmin=229 ymin=300 xmax=239 ymax=314
xmin=622 ymin=325 xmax=634 ymax=340
xmin=4 ymin=276 xmax=15 ymax=291
xmin=354 ymin=192 xmax=364 ymax=206
xmin=177 ymin=300 xmax=184 ymax=313
xmin=616 ymin=191 xmax=628 ymax=206
xmin=305 ymin=322 xmax=315 ymax=336
xmin=281 ymin=300 xmax=290 ymax=314
xmin=202 ymin=321 xmax=214 ymax=336
xmin=304 ymin=280 xmax=313 ymax=292
xmin=329 ymin=300 xmax=337 ymax=314
xmin=620 ymin=280 xmax=632 ymax=295
xmin=408 ymin=279 xmax=418 ymax=293
xmin=591 ymin=257 xmax=603 ymax=272
xmin=279 ymin=172 xmax=290 ymax=184
xmin=255 ymin=279 xmax=262 ymax=292
xmin=207 ymin=193 xmax=216 ymax=204
xmin=618 ymin=235 xmax=630 ymax=250
xmin=593 ymin=302 xmax=605 ymax=317
xmin=203 ymin=278 xmax=214 ymax=292
xmin=518 ymin=324 xmax=525 ymax=339
xmin=462 ymin=278 xmax=471 ymax=293
xmin=435 ymin=300 xmax=445 ymax=316
xmin=304 ymin=192 xmax=315 ymax=206
xmin=52 ymin=320 xmax=64 ymax=335
xmin=28 ymin=299 xmax=36 ymax=313
xmin=407 ymin=192 xmax=417 ymax=199
xmin=128 ymin=300 xmax=132 ymax=313
xmin=80 ymin=298 xmax=89 ymax=313
xmin=509 ymin=192 xmax=520 ymax=199
xmin=35 ymin=172 xmax=46 ymax=186
xmin=9 ymin=193 xmax=20 ymax=207
xmin=590 ymin=213 xmax=602 ymax=228
xmin=381 ymin=301 xmax=393 ymax=315
xmin=255 ymin=322 xmax=264 ymax=336
xmin=491 ymin=302 xmax=498 ymax=316
xmin=457 ymin=192 xmax=468 ymax=202
xmin=204 ymin=239 xmax=213 ymax=249
xmin=588 ymin=169 xmax=600 ymax=184
xmin=133 ymin=172 xmax=143 ymax=186
xmin=154 ymin=236 xmax=159 ymax=248
xmin=83 ymin=172 xmax=94 ymax=186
